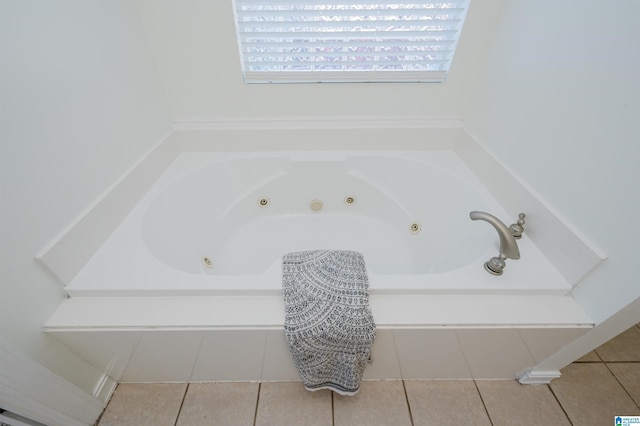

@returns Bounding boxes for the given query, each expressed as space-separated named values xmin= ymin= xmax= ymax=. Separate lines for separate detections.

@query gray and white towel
xmin=282 ymin=250 xmax=376 ymax=396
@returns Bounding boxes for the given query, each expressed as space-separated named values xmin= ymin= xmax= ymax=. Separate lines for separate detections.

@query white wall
xmin=135 ymin=0 xmax=505 ymax=120
xmin=464 ymin=0 xmax=640 ymax=345
xmin=0 ymin=0 xmax=171 ymax=394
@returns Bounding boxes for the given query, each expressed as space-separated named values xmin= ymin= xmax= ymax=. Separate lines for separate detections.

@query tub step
xmin=46 ymin=294 xmax=591 ymax=330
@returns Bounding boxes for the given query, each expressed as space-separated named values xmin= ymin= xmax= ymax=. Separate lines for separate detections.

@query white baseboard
xmin=93 ymin=374 xmax=118 ymax=405
xmin=518 ymin=368 xmax=562 ymax=384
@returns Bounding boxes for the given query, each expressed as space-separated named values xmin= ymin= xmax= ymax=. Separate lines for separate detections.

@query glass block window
xmin=233 ymin=0 xmax=470 ymax=83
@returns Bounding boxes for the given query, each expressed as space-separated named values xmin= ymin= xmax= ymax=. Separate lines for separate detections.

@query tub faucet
xmin=470 ymin=211 xmax=524 ymax=275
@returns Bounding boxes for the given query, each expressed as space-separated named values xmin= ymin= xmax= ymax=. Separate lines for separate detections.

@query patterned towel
xmin=282 ymin=250 xmax=376 ymax=396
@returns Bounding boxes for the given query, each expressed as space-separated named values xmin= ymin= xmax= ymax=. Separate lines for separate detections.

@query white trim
xmin=36 ymin=131 xmax=178 ymax=285
xmin=517 ymin=368 xmax=562 ymax=384
xmin=528 ymin=297 xmax=640 ymax=377
xmin=45 ymin=295 xmax=593 ymax=331
xmin=92 ymin=374 xmax=118 ymax=405
xmin=172 ymin=116 xmax=464 ymax=131
xmin=241 ymin=70 xmax=449 ymax=84
xmin=0 ymin=339 xmax=104 ymax=426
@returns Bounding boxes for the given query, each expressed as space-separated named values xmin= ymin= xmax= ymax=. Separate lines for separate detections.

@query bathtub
xmin=65 ymin=151 xmax=571 ymax=296
xmin=52 ymin=149 xmax=591 ymax=385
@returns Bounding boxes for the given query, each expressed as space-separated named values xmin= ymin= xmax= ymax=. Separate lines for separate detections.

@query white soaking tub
xmin=50 ymin=149 xmax=591 ymax=385
xmin=65 ymin=151 xmax=571 ymax=296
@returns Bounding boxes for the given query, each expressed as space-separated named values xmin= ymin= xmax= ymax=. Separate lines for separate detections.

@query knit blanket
xmin=282 ymin=250 xmax=376 ymax=396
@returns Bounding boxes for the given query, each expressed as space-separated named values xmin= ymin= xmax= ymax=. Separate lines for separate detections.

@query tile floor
xmin=98 ymin=324 xmax=640 ymax=426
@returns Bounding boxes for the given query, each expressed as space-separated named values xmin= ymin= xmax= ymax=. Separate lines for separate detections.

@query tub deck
xmin=64 ymin=151 xmax=573 ymax=297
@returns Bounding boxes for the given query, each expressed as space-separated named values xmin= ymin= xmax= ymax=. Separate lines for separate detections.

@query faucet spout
xmin=469 ymin=211 xmax=520 ymax=260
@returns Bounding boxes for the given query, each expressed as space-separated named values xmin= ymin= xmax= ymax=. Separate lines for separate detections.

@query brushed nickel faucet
xmin=470 ymin=211 xmax=526 ymax=275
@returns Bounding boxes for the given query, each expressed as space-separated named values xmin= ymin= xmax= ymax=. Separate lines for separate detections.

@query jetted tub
xmin=65 ymin=151 xmax=571 ymax=296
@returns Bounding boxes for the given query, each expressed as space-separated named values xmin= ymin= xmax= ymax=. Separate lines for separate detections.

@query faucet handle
xmin=509 ymin=213 xmax=526 ymax=239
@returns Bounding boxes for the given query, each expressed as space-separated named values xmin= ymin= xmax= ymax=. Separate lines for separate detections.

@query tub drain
xmin=201 ymin=256 xmax=213 ymax=268
xmin=344 ymin=195 xmax=356 ymax=205
xmin=257 ymin=197 xmax=270 ymax=207
xmin=409 ymin=223 xmax=422 ymax=234
xmin=309 ymin=199 xmax=323 ymax=212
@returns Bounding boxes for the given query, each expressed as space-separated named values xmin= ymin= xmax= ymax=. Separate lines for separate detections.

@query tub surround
xmin=62 ymin=150 xmax=571 ymax=297
xmin=37 ymin=119 xmax=605 ymax=289
xmin=39 ymin=119 xmax=603 ymax=394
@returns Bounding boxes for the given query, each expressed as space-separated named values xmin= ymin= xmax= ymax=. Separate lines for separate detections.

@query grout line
xmin=594 ymin=350 xmax=603 ymax=362
xmin=402 ymin=380 xmax=415 ymax=426
xmin=187 ymin=333 xmax=207 ymax=382
xmin=331 ymin=390 xmax=335 ymax=426
xmin=174 ymin=383 xmax=189 ymax=426
xmin=604 ymin=362 xmax=640 ymax=410
xmin=258 ymin=332 xmax=269 ymax=381
xmin=547 ymin=384 xmax=574 ymax=426
xmin=473 ymin=380 xmax=494 ymax=426
xmin=253 ymin=382 xmax=262 ymax=426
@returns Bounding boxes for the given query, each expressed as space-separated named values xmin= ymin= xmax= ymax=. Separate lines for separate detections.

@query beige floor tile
xmin=607 ymin=363 xmax=640 ymax=407
xmin=595 ymin=326 xmax=640 ymax=361
xmin=255 ymin=382 xmax=332 ymax=426
xmin=98 ymin=383 xmax=187 ymax=426
xmin=551 ymin=363 xmax=640 ymax=426
xmin=176 ymin=382 xmax=258 ymax=426
xmin=476 ymin=380 xmax=570 ymax=426
xmin=333 ymin=380 xmax=411 ymax=426
xmin=575 ymin=350 xmax=601 ymax=362
xmin=405 ymin=380 xmax=491 ymax=426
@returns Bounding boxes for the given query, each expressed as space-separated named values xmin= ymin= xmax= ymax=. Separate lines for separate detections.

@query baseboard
xmin=93 ymin=374 xmax=118 ymax=405
xmin=518 ymin=368 xmax=562 ymax=384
